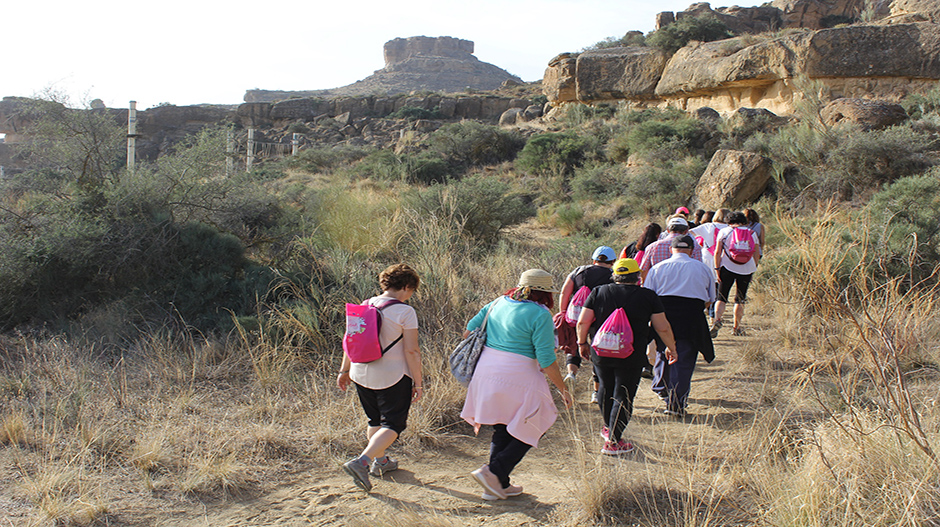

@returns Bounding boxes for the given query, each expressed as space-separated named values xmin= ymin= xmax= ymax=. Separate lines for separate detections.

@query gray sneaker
xmin=370 ymin=456 xmax=399 ymax=477
xmin=343 ymin=457 xmax=372 ymax=492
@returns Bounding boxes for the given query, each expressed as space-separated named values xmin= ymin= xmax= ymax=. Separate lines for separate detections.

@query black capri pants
xmin=717 ymin=267 xmax=753 ymax=304
xmin=354 ymin=375 xmax=413 ymax=434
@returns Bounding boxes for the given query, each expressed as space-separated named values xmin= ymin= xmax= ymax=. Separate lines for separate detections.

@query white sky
xmin=3 ymin=0 xmax=758 ymax=109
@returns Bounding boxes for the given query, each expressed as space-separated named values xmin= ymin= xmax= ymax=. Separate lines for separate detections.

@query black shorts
xmin=354 ymin=375 xmax=413 ymax=434
xmin=717 ymin=267 xmax=753 ymax=304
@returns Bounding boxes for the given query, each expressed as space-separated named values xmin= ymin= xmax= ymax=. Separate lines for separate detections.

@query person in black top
xmin=575 ymin=258 xmax=677 ymax=456
xmin=556 ymin=246 xmax=616 ymax=401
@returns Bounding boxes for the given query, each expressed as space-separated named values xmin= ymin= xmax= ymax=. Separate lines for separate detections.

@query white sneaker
xmin=590 ymin=391 xmax=599 ymax=404
xmin=563 ymin=373 xmax=576 ymax=395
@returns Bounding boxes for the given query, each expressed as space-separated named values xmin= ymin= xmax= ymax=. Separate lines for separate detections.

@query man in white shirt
xmin=644 ymin=235 xmax=716 ymax=417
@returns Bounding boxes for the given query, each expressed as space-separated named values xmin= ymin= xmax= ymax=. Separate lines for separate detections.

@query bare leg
xmin=363 ymin=427 xmax=398 ymax=460
xmin=733 ymin=303 xmax=745 ymax=329
xmin=713 ymin=300 xmax=727 ymax=326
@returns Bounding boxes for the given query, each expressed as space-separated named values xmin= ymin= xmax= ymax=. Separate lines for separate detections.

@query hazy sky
xmin=4 ymin=0 xmax=758 ymax=109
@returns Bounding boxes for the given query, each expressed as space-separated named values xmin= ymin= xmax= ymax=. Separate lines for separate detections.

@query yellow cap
xmin=612 ymin=258 xmax=640 ymax=275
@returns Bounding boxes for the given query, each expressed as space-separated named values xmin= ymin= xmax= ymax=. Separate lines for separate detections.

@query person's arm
xmin=576 ymin=307 xmax=596 ymax=359
xmin=713 ymin=236 xmax=724 ymax=282
xmin=542 ymin=361 xmax=572 ymax=408
xmin=558 ymin=275 xmax=575 ymax=311
xmin=400 ymin=328 xmax=423 ymax=401
xmin=337 ymin=353 xmax=352 ymax=391
xmin=651 ymin=312 xmax=678 ymax=364
xmin=753 ymin=232 xmax=762 ymax=267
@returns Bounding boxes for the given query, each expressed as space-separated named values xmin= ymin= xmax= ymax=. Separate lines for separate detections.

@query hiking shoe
xmin=471 ymin=465 xmax=506 ymax=500
xmin=601 ymin=439 xmax=635 ymax=456
xmin=663 ymin=408 xmax=687 ymax=418
xmin=563 ymin=372 xmax=576 ymax=395
xmin=590 ymin=391 xmax=599 ymax=404
xmin=732 ymin=327 xmax=747 ymax=336
xmin=370 ymin=456 xmax=398 ymax=477
xmin=482 ymin=483 xmax=523 ymax=501
xmin=709 ymin=320 xmax=723 ymax=338
xmin=641 ymin=366 xmax=653 ymax=379
xmin=600 ymin=426 xmax=610 ymax=441
xmin=343 ymin=457 xmax=372 ymax=492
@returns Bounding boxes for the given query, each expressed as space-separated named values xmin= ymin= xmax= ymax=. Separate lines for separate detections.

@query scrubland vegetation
xmin=2 ymin=82 xmax=940 ymax=525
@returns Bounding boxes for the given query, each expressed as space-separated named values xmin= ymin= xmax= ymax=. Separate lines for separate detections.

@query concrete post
xmin=127 ymin=101 xmax=137 ymax=172
xmin=246 ymin=128 xmax=255 ymax=172
xmin=292 ymin=133 xmax=300 ymax=156
xmin=226 ymin=129 xmax=234 ymax=176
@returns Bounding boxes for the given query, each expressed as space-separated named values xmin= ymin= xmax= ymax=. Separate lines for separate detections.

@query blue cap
xmin=592 ymin=246 xmax=616 ymax=262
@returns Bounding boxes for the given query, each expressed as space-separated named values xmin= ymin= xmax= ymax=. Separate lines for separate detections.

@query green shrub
xmin=428 ymin=121 xmax=525 ymax=170
xmin=348 ymin=150 xmax=451 ymax=184
xmin=620 ymin=157 xmax=706 ymax=216
xmin=405 ymin=176 xmax=535 ymax=242
xmin=866 ymin=169 xmax=940 ymax=279
xmin=563 ymin=104 xmax=616 ymax=127
xmin=288 ymin=145 xmax=373 ymax=174
xmin=584 ymin=31 xmax=647 ymax=51
xmin=902 ymin=86 xmax=940 ymax=120
xmin=517 ymin=132 xmax=591 ymax=176
xmin=387 ymin=106 xmax=444 ymax=121
xmin=647 ymin=15 xmax=734 ymax=54
xmin=570 ymin=165 xmax=624 ymax=201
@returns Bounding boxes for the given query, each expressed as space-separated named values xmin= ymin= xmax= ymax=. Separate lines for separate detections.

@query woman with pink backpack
xmin=711 ymin=211 xmax=761 ymax=337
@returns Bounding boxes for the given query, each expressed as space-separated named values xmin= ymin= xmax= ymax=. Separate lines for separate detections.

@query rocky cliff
xmin=245 ymin=36 xmax=521 ymax=103
xmin=544 ymin=0 xmax=940 ymax=115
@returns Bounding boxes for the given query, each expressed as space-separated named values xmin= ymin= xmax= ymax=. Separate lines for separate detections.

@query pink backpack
xmin=591 ymin=308 xmax=634 ymax=359
xmin=564 ymin=286 xmax=591 ymax=326
xmin=726 ymin=227 xmax=756 ymax=264
xmin=343 ymin=298 xmax=404 ymax=363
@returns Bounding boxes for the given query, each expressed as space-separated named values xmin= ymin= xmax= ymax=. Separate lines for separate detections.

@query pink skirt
xmin=460 ymin=346 xmax=558 ymax=447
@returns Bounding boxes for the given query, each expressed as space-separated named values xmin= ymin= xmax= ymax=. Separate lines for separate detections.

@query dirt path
xmin=156 ymin=324 xmax=765 ymax=527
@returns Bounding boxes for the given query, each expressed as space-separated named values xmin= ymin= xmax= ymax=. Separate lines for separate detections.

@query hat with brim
xmin=612 ymin=258 xmax=640 ymax=275
xmin=517 ymin=269 xmax=558 ymax=293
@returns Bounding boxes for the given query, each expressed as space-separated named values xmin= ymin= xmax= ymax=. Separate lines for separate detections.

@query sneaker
xmin=563 ymin=372 xmax=576 ymax=395
xmin=663 ymin=408 xmax=686 ymax=418
xmin=471 ymin=465 xmax=506 ymax=500
xmin=641 ymin=366 xmax=653 ymax=379
xmin=590 ymin=391 xmax=599 ymax=404
xmin=601 ymin=439 xmax=635 ymax=456
xmin=709 ymin=319 xmax=723 ymax=338
xmin=370 ymin=456 xmax=398 ymax=477
xmin=600 ymin=426 xmax=610 ymax=441
xmin=732 ymin=327 xmax=747 ymax=336
xmin=482 ymin=483 xmax=523 ymax=501
xmin=343 ymin=457 xmax=372 ymax=492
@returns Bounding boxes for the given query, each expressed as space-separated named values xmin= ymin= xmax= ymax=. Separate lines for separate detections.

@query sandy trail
xmin=156 ymin=322 xmax=764 ymax=527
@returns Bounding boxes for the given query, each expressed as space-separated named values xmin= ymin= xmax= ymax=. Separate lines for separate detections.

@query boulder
xmin=543 ymin=53 xmax=579 ymax=103
xmin=694 ymin=149 xmax=773 ymax=209
xmin=522 ymin=105 xmax=543 ymax=121
xmin=576 ymin=47 xmax=669 ymax=101
xmin=694 ymin=106 xmax=722 ymax=123
xmin=771 ymin=0 xmax=874 ymax=29
xmin=891 ymin=0 xmax=940 ymax=22
xmin=802 ymin=23 xmax=940 ymax=79
xmin=820 ymin=98 xmax=908 ymax=130
xmin=499 ymin=108 xmax=523 ymax=126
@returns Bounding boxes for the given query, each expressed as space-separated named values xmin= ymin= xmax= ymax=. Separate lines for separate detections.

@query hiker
xmin=557 ymin=246 xmax=616 ymax=403
xmin=338 ymin=263 xmax=423 ymax=492
xmin=640 ymin=216 xmax=703 ymax=283
xmin=461 ymin=269 xmax=572 ymax=500
xmin=690 ymin=211 xmax=718 ymax=265
xmin=744 ymin=208 xmax=766 ymax=249
xmin=712 ymin=211 xmax=761 ymax=337
xmin=693 ymin=209 xmax=706 ymax=228
xmin=643 ymin=235 xmax=716 ymax=417
xmin=576 ymin=258 xmax=678 ymax=455
xmin=619 ymin=222 xmax=663 ymax=264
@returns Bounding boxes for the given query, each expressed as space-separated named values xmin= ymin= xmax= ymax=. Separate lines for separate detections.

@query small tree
xmin=647 ymin=15 xmax=734 ymax=54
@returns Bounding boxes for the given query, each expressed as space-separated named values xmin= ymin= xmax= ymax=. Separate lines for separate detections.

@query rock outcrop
xmin=820 ymin=98 xmax=908 ymax=130
xmin=544 ymin=16 xmax=940 ymax=116
xmin=694 ymin=149 xmax=773 ymax=209
xmin=246 ymin=36 xmax=521 ymax=103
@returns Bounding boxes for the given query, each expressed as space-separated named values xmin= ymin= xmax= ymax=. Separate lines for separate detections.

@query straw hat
xmin=516 ymin=269 xmax=558 ymax=293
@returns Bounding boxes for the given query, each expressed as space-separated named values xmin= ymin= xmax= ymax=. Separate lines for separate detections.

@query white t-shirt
xmin=715 ymin=226 xmax=760 ymax=275
xmin=690 ymin=222 xmax=723 ymax=264
xmin=349 ymin=297 xmax=419 ymax=390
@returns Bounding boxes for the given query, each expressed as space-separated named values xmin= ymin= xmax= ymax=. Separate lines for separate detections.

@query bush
xmin=570 ymin=165 xmax=624 ymax=201
xmin=584 ymin=31 xmax=647 ymax=51
xmin=348 ymin=150 xmax=452 ymax=184
xmin=517 ymin=132 xmax=591 ymax=176
xmin=647 ymin=15 xmax=734 ymax=54
xmin=405 ymin=176 xmax=535 ymax=242
xmin=288 ymin=145 xmax=373 ymax=174
xmin=563 ymin=104 xmax=616 ymax=127
xmin=866 ymin=169 xmax=940 ymax=280
xmin=619 ymin=157 xmax=706 ymax=216
xmin=428 ymin=121 xmax=525 ymax=170
xmin=902 ymin=86 xmax=940 ymax=120
xmin=386 ymin=106 xmax=444 ymax=121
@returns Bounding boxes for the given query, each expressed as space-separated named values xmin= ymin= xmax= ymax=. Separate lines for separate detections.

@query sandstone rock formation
xmin=246 ymin=36 xmax=522 ymax=103
xmin=544 ymin=14 xmax=940 ymax=116
xmin=694 ymin=149 xmax=773 ymax=209
xmin=890 ymin=0 xmax=940 ymax=23
xmin=820 ymin=98 xmax=908 ymax=130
